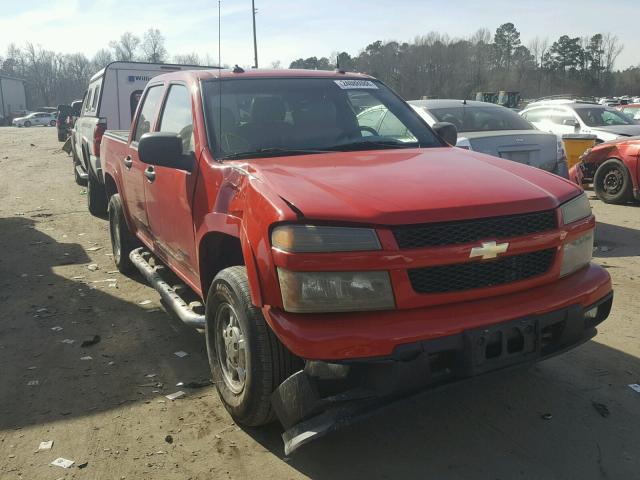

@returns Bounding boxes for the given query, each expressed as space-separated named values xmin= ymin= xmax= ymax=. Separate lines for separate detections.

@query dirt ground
xmin=0 ymin=126 xmax=639 ymax=480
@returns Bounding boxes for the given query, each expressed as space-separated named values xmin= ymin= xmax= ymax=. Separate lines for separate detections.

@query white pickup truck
xmin=71 ymin=61 xmax=212 ymax=216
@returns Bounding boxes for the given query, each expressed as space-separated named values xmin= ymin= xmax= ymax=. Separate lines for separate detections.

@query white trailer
xmin=0 ymin=74 xmax=27 ymax=125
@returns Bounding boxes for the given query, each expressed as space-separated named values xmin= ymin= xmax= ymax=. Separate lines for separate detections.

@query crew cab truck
xmin=71 ymin=61 xmax=211 ymax=216
xmin=101 ymin=69 xmax=613 ymax=454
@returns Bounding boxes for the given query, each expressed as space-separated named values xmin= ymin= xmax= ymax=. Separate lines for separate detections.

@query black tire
xmin=58 ymin=132 xmax=66 ymax=142
xmin=108 ymin=194 xmax=139 ymax=274
xmin=87 ymin=170 xmax=108 ymax=217
xmin=594 ymin=158 xmax=632 ymax=204
xmin=24 ymin=121 xmax=31 ymax=127
xmin=205 ymin=266 xmax=301 ymax=426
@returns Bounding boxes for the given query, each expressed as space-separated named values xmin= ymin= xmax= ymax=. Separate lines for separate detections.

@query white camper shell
xmin=71 ymin=62 xmax=213 ymax=213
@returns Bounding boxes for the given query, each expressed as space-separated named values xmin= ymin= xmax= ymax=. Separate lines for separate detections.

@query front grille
xmin=408 ymin=249 xmax=555 ymax=294
xmin=393 ymin=210 xmax=557 ymax=249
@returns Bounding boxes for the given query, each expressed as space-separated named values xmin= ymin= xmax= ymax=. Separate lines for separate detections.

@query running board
xmin=75 ymin=164 xmax=88 ymax=180
xmin=129 ymin=247 xmax=205 ymax=328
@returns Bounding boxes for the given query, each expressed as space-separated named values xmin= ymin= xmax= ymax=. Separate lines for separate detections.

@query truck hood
xmin=244 ymin=148 xmax=580 ymax=225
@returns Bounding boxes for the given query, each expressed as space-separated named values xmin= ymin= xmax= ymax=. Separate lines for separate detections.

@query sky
xmin=0 ymin=0 xmax=638 ymax=69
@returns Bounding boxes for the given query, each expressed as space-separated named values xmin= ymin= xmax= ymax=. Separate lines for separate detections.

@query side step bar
xmin=75 ymin=164 xmax=88 ymax=180
xmin=129 ymin=247 xmax=205 ymax=328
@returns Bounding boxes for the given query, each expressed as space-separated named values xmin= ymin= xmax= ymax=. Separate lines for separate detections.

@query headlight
xmin=560 ymin=193 xmax=591 ymax=225
xmin=272 ymin=225 xmax=380 ymax=253
xmin=277 ymin=269 xmax=395 ymax=313
xmin=560 ymin=230 xmax=593 ymax=277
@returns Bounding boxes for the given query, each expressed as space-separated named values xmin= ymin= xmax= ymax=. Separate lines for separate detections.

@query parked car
xmin=56 ymin=100 xmax=84 ymax=142
xmin=572 ymin=137 xmax=640 ymax=204
xmin=12 ymin=111 xmax=56 ymax=127
xmin=101 ymin=68 xmax=612 ymax=454
xmin=71 ymin=61 xmax=211 ymax=216
xmin=409 ymin=99 xmax=568 ymax=177
xmin=520 ymin=101 xmax=640 ymax=142
xmin=617 ymin=104 xmax=640 ymax=122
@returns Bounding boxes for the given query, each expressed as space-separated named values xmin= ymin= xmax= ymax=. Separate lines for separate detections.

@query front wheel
xmin=594 ymin=158 xmax=632 ymax=204
xmin=24 ymin=121 xmax=31 ymax=127
xmin=49 ymin=120 xmax=56 ymax=127
xmin=205 ymin=266 xmax=301 ymax=426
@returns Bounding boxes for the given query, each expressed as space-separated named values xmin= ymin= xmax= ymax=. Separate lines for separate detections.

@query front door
xmin=122 ymin=84 xmax=164 ymax=240
xmin=143 ymin=83 xmax=199 ymax=281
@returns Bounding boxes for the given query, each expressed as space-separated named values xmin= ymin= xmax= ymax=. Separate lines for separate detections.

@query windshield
xmin=427 ymin=106 xmax=534 ymax=132
xmin=576 ymin=107 xmax=635 ymax=127
xmin=202 ymin=78 xmax=440 ymax=159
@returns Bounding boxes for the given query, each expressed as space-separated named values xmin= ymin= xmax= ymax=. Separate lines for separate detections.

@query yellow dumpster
xmin=562 ymin=134 xmax=597 ymax=169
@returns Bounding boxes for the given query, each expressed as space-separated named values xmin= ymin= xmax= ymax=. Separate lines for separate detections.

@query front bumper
xmin=273 ymin=290 xmax=613 ymax=454
xmin=263 ymin=263 xmax=612 ymax=361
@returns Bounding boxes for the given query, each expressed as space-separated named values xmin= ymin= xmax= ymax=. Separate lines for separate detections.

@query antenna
xmin=218 ymin=0 xmax=223 ymax=156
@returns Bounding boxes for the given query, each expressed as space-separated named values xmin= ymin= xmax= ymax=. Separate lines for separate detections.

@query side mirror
xmin=138 ymin=132 xmax=194 ymax=172
xmin=433 ymin=122 xmax=458 ymax=146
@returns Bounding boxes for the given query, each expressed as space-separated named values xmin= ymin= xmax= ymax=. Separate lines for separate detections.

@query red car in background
xmin=572 ymin=137 xmax=640 ymax=204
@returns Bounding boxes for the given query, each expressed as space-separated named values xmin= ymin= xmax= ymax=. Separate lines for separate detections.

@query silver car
xmin=410 ymin=99 xmax=568 ymax=178
xmin=12 ymin=112 xmax=56 ymax=127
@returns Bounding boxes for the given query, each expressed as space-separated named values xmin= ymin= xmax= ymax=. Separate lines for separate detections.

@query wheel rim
xmin=215 ymin=303 xmax=247 ymax=394
xmin=602 ymin=168 xmax=623 ymax=195
xmin=109 ymin=211 xmax=121 ymax=264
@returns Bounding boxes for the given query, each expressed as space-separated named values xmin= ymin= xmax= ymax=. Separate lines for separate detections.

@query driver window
xmin=159 ymin=84 xmax=194 ymax=154
xmin=133 ymin=85 xmax=163 ymax=143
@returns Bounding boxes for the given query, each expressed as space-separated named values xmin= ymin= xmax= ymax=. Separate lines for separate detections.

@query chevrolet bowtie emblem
xmin=470 ymin=241 xmax=509 ymax=260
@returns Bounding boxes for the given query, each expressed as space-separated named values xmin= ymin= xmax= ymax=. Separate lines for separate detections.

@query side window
xmin=357 ymin=107 xmax=385 ymax=132
xmin=379 ymin=111 xmax=414 ymax=140
xmin=130 ymin=90 xmax=144 ymax=121
xmin=551 ymin=110 xmax=577 ymax=126
xmin=159 ymin=85 xmax=194 ymax=154
xmin=92 ymin=85 xmax=101 ymax=111
xmin=133 ymin=86 xmax=164 ymax=143
xmin=85 ymin=88 xmax=94 ymax=113
xmin=522 ymin=108 xmax=548 ymax=122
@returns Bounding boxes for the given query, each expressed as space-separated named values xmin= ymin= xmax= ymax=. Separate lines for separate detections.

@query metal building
xmin=0 ymin=74 xmax=27 ymax=125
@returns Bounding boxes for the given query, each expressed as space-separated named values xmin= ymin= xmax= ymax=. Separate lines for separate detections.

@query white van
xmin=71 ymin=61 xmax=213 ymax=216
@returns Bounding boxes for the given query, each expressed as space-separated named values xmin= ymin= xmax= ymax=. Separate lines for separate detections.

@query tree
xmin=173 ymin=53 xmax=201 ymax=65
xmin=92 ymin=49 xmax=113 ymax=70
xmin=585 ymin=34 xmax=605 ymax=81
xmin=548 ymin=35 xmax=584 ymax=73
xmin=141 ymin=29 xmax=167 ymax=63
xmin=493 ymin=23 xmax=521 ymax=71
xmin=289 ymin=56 xmax=332 ymax=70
xmin=109 ymin=32 xmax=140 ymax=61
xmin=602 ymin=33 xmax=623 ymax=72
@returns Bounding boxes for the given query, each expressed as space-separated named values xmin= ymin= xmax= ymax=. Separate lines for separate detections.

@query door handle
xmin=123 ymin=155 xmax=133 ymax=169
xmin=144 ymin=166 xmax=156 ymax=182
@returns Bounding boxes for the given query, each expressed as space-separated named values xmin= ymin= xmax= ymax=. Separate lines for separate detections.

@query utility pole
xmin=252 ymin=0 xmax=258 ymax=68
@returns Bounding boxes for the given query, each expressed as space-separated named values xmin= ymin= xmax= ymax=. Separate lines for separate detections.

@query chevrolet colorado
xmin=101 ymin=69 xmax=613 ymax=454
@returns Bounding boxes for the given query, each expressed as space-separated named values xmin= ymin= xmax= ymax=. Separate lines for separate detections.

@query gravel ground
xmin=1 ymin=126 xmax=639 ymax=479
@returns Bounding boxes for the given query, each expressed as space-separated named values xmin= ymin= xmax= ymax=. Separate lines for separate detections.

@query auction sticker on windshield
xmin=334 ymin=80 xmax=378 ymax=89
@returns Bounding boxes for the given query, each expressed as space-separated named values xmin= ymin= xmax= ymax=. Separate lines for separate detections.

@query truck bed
xmin=103 ymin=130 xmax=129 ymax=142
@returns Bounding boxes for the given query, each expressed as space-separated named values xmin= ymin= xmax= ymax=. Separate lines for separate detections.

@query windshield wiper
xmin=324 ymin=139 xmax=420 ymax=152
xmin=222 ymin=148 xmax=330 ymax=160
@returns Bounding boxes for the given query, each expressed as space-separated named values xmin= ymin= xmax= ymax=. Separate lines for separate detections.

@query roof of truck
xmin=89 ymin=61 xmax=218 ymax=83
xmin=151 ymin=68 xmax=374 ymax=82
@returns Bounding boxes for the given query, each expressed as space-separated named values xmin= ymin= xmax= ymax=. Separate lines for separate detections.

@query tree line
xmin=290 ymin=23 xmax=640 ymax=100
xmin=0 ymin=29 xmax=212 ymax=108
xmin=1 ymin=23 xmax=639 ymax=110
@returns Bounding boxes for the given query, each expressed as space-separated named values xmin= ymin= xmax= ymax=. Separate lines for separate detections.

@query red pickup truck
xmin=101 ymin=68 xmax=613 ymax=453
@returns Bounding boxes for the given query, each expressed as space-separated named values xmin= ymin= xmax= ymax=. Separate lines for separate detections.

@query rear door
xmin=121 ymin=83 xmax=164 ymax=239
xmin=143 ymin=83 xmax=199 ymax=280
